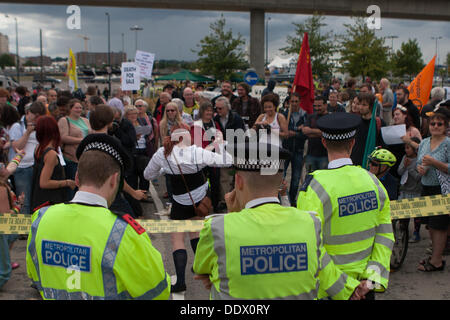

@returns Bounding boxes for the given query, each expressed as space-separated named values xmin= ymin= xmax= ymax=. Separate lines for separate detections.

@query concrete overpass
xmin=5 ymin=0 xmax=450 ymax=78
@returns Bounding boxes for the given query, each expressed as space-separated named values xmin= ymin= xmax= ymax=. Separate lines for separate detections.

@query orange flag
xmin=408 ymin=55 xmax=435 ymax=111
xmin=292 ymin=32 xmax=314 ymax=114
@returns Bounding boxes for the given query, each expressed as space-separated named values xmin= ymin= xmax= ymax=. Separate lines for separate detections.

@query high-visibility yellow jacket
xmin=193 ymin=201 xmax=360 ymax=300
xmin=297 ymin=165 xmax=394 ymax=294
xmin=26 ymin=203 xmax=170 ymax=300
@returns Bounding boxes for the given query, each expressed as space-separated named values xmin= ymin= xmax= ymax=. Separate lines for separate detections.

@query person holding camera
xmin=8 ymin=101 xmax=47 ymax=214
xmin=252 ymin=93 xmax=289 ymax=147
xmin=144 ymin=125 xmax=232 ymax=293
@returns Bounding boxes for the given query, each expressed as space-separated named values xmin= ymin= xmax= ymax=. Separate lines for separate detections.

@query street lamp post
xmin=431 ymin=36 xmax=442 ymax=65
xmin=265 ymin=16 xmax=271 ymax=67
xmin=386 ymin=35 xmax=398 ymax=55
xmin=130 ymin=25 xmax=143 ymax=58
xmin=5 ymin=14 xmax=20 ymax=83
xmin=105 ymin=12 xmax=111 ymax=99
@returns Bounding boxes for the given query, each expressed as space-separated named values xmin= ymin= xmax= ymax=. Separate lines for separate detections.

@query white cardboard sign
xmin=121 ymin=62 xmax=140 ymax=91
xmin=135 ymin=50 xmax=155 ymax=79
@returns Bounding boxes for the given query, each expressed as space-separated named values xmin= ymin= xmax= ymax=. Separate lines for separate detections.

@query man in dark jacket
xmin=214 ymin=96 xmax=245 ymax=211
xmin=262 ymin=79 xmax=276 ymax=97
xmin=280 ymin=92 xmax=308 ymax=205
xmin=231 ymin=82 xmax=262 ymax=129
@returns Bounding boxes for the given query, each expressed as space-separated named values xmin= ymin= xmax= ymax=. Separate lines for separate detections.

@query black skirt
xmin=170 ymin=189 xmax=211 ymax=220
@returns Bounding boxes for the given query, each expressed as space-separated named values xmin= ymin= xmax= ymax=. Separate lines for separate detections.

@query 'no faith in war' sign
xmin=135 ymin=50 xmax=155 ymax=79
xmin=121 ymin=62 xmax=140 ymax=91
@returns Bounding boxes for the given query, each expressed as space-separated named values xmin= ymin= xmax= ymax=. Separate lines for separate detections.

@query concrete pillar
xmin=250 ymin=9 xmax=265 ymax=80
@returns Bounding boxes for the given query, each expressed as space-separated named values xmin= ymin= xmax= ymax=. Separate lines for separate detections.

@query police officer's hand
xmin=225 ymin=189 xmax=241 ymax=212
xmin=194 ymin=274 xmax=212 ymax=291
xmin=351 ymin=280 xmax=372 ymax=300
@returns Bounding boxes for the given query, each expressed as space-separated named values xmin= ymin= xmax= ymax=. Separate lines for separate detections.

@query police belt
xmin=0 ymin=194 xmax=448 ymax=235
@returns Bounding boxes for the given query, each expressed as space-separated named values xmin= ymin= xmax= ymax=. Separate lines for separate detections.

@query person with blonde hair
xmin=159 ymin=102 xmax=189 ymax=140
xmin=158 ymin=102 xmax=190 ymax=200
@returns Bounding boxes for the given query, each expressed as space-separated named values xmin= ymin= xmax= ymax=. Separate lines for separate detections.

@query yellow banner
xmin=67 ymin=48 xmax=78 ymax=91
xmin=0 ymin=194 xmax=448 ymax=235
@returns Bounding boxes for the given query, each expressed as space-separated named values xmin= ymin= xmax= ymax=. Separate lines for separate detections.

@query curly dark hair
xmin=261 ymin=93 xmax=279 ymax=108
xmin=0 ymin=105 xmax=20 ymax=127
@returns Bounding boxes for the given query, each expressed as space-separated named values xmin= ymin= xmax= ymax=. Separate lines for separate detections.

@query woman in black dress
xmin=30 ymin=116 xmax=76 ymax=212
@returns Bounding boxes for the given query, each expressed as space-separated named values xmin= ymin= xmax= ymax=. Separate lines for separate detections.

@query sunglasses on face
xmin=166 ymin=109 xmax=176 ymax=113
xmin=136 ymin=105 xmax=145 ymax=107
xmin=369 ymin=160 xmax=381 ymax=167
xmin=430 ymin=122 xmax=444 ymax=127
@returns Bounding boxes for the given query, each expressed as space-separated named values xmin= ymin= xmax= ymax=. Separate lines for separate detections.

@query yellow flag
xmin=67 ymin=48 xmax=78 ymax=91
xmin=408 ymin=56 xmax=435 ymax=111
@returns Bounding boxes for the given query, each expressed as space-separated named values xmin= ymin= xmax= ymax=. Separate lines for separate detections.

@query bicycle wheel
xmin=390 ymin=219 xmax=409 ymax=270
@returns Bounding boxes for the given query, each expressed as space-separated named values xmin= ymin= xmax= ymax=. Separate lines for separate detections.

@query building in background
xmin=25 ymin=56 xmax=52 ymax=66
xmin=0 ymin=33 xmax=9 ymax=54
xmin=76 ymin=51 xmax=126 ymax=67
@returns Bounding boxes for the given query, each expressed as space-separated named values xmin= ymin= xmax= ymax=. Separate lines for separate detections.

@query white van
xmin=0 ymin=75 xmax=19 ymax=88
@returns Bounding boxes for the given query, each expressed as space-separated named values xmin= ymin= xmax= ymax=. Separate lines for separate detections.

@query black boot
xmin=171 ymin=249 xmax=187 ymax=293
xmin=190 ymin=238 xmax=199 ymax=254
xmin=190 ymin=238 xmax=200 ymax=273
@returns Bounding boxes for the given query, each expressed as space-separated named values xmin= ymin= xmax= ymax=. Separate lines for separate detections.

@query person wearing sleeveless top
xmin=31 ymin=116 xmax=76 ymax=212
xmin=144 ymin=125 xmax=232 ymax=293
xmin=253 ymin=93 xmax=289 ymax=147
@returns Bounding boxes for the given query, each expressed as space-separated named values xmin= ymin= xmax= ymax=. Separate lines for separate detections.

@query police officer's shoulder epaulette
xmin=299 ymin=174 xmax=314 ymax=192
xmin=204 ymin=213 xmax=226 ymax=220
xmin=113 ymin=211 xmax=146 ymax=235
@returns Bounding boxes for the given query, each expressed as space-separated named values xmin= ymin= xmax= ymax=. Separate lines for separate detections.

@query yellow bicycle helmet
xmin=368 ymin=147 xmax=397 ymax=167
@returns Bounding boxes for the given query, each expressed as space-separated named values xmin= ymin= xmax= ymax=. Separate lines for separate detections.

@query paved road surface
xmin=1 ymin=175 xmax=449 ymax=300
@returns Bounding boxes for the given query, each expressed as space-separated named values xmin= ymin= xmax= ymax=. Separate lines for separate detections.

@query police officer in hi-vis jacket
xmin=193 ymin=138 xmax=367 ymax=300
xmin=26 ymin=134 xmax=170 ymax=300
xmin=297 ymin=113 xmax=394 ymax=300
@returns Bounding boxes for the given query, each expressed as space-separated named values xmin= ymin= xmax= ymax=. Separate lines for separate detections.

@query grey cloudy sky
xmin=0 ymin=3 xmax=449 ymax=65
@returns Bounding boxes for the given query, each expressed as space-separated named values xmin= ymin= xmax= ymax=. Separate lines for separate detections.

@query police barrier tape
xmin=0 ymin=194 xmax=448 ymax=235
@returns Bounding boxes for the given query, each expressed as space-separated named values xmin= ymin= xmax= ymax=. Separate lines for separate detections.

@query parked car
xmin=32 ymin=75 xmax=62 ymax=84
xmin=0 ymin=75 xmax=19 ymax=88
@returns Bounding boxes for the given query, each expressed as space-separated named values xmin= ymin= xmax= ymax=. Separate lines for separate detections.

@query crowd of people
xmin=0 ymin=75 xmax=449 ymax=295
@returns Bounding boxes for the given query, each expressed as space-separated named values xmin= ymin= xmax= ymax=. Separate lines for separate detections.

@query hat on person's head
xmin=231 ymin=138 xmax=291 ymax=174
xmin=426 ymin=106 xmax=450 ymax=119
xmin=317 ymin=113 xmax=361 ymax=141
xmin=76 ymin=134 xmax=132 ymax=191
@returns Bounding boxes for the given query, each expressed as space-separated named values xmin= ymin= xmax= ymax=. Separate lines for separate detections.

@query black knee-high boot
xmin=190 ymin=238 xmax=199 ymax=254
xmin=172 ymin=249 xmax=187 ymax=292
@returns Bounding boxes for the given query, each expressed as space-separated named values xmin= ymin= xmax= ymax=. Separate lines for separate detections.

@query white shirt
xmin=245 ymin=197 xmax=280 ymax=209
xmin=144 ymin=144 xmax=232 ymax=205
xmin=8 ymin=118 xmax=38 ymax=168
xmin=328 ymin=157 xmax=353 ymax=169
xmin=70 ymin=191 xmax=108 ymax=208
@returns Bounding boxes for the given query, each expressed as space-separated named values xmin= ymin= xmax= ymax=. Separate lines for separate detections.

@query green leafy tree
xmin=338 ymin=17 xmax=390 ymax=81
xmin=0 ymin=54 xmax=15 ymax=69
xmin=281 ymin=13 xmax=335 ymax=82
xmin=446 ymin=52 xmax=450 ymax=67
xmin=391 ymin=39 xmax=424 ymax=80
xmin=193 ymin=15 xmax=249 ymax=80
xmin=24 ymin=60 xmax=37 ymax=67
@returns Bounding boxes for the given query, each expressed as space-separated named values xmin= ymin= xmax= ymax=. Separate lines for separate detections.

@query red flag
xmin=292 ymin=32 xmax=314 ymax=114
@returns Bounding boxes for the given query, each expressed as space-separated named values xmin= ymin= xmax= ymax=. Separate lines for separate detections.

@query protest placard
xmin=135 ymin=50 xmax=155 ymax=79
xmin=121 ymin=62 xmax=140 ymax=91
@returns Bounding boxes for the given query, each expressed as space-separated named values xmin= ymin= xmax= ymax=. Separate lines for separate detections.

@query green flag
xmin=362 ymin=102 xmax=378 ymax=170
